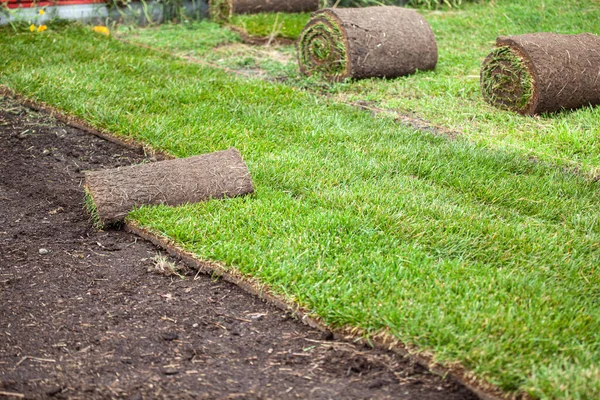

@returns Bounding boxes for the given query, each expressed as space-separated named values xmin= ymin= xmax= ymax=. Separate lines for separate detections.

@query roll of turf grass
xmin=481 ymin=33 xmax=600 ymax=115
xmin=84 ymin=148 xmax=254 ymax=227
xmin=210 ymin=0 xmax=319 ymax=22
xmin=298 ymin=6 xmax=438 ymax=81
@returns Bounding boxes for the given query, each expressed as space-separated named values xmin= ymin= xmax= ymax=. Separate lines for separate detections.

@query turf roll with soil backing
xmin=210 ymin=0 xmax=319 ymax=22
xmin=84 ymin=148 xmax=254 ymax=227
xmin=297 ymin=6 xmax=438 ymax=81
xmin=481 ymin=32 xmax=600 ymax=115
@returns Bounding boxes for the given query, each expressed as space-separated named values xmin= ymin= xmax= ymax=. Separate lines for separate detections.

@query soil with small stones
xmin=0 ymin=95 xmax=478 ymax=400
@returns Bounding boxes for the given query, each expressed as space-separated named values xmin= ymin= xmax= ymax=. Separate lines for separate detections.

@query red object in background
xmin=3 ymin=0 xmax=104 ymax=9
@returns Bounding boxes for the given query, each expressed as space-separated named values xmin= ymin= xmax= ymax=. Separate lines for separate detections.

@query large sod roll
xmin=297 ymin=6 xmax=438 ymax=81
xmin=84 ymin=148 xmax=254 ymax=227
xmin=210 ymin=0 xmax=320 ymax=22
xmin=481 ymin=33 xmax=600 ymax=115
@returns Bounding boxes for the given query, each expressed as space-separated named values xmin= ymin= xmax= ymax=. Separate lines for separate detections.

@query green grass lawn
xmin=119 ymin=0 xmax=600 ymax=178
xmin=1 ymin=15 xmax=600 ymax=400
xmin=229 ymin=12 xmax=310 ymax=40
xmin=116 ymin=19 xmax=241 ymax=54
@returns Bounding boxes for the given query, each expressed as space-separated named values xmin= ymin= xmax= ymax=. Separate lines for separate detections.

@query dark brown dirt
xmin=0 ymin=94 xmax=478 ymax=400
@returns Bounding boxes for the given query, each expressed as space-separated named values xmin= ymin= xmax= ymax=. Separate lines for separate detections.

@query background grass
xmin=2 ymin=15 xmax=600 ymax=399
xmin=338 ymin=0 xmax=600 ymax=175
xmin=119 ymin=0 xmax=600 ymax=178
xmin=230 ymin=12 xmax=310 ymax=40
xmin=117 ymin=19 xmax=241 ymax=54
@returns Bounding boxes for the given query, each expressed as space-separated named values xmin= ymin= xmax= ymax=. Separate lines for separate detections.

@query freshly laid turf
xmin=2 ymin=24 xmax=600 ymax=399
xmin=119 ymin=0 xmax=600 ymax=177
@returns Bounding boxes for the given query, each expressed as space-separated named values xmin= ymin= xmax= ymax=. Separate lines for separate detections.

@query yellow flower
xmin=92 ymin=26 xmax=110 ymax=37
xmin=30 ymin=24 xmax=35 ymax=32
xmin=37 ymin=25 xmax=47 ymax=32
xmin=39 ymin=9 xmax=45 ymax=15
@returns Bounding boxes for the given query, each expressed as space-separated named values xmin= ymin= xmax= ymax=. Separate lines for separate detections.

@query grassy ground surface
xmin=117 ymin=20 xmax=241 ymax=53
xmin=1 ymin=12 xmax=600 ymax=400
xmin=230 ymin=12 xmax=310 ymax=40
xmin=119 ymin=0 xmax=600 ymax=177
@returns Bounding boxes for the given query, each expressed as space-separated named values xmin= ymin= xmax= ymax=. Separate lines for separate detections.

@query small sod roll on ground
xmin=297 ymin=6 xmax=438 ymax=81
xmin=84 ymin=148 xmax=254 ymax=227
xmin=481 ymin=33 xmax=600 ymax=115
xmin=210 ymin=0 xmax=319 ymax=22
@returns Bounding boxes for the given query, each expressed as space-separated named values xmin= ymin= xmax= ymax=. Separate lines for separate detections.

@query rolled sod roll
xmin=84 ymin=148 xmax=254 ymax=226
xmin=481 ymin=33 xmax=600 ymax=115
xmin=297 ymin=6 xmax=438 ymax=81
xmin=210 ymin=0 xmax=320 ymax=22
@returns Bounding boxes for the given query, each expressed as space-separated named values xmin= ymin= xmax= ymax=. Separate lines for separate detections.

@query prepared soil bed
xmin=0 ymin=95 xmax=477 ymax=399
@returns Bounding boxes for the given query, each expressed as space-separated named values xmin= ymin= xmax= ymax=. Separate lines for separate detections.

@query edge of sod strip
xmin=210 ymin=0 xmax=319 ymax=23
xmin=298 ymin=10 xmax=350 ymax=81
xmin=124 ymin=220 xmax=506 ymax=400
xmin=480 ymin=45 xmax=535 ymax=115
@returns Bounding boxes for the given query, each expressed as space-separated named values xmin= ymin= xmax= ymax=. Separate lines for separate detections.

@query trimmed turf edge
xmin=0 ymin=85 xmax=172 ymax=161
xmin=125 ymin=220 xmax=508 ymax=400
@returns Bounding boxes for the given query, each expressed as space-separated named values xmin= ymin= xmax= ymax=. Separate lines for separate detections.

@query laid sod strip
xmin=84 ymin=148 xmax=254 ymax=226
xmin=481 ymin=33 xmax=600 ymax=115
xmin=298 ymin=6 xmax=438 ymax=81
xmin=210 ymin=0 xmax=319 ymax=22
xmin=3 ymin=26 xmax=600 ymax=398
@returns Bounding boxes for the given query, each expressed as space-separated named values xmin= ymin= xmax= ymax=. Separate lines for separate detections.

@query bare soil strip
xmin=0 ymin=95 xmax=478 ymax=399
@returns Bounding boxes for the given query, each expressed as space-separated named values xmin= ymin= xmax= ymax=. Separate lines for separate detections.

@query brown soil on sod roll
xmin=481 ymin=32 xmax=600 ymax=115
xmin=298 ymin=6 xmax=438 ymax=81
xmin=211 ymin=0 xmax=319 ymax=21
xmin=85 ymin=148 xmax=254 ymax=226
